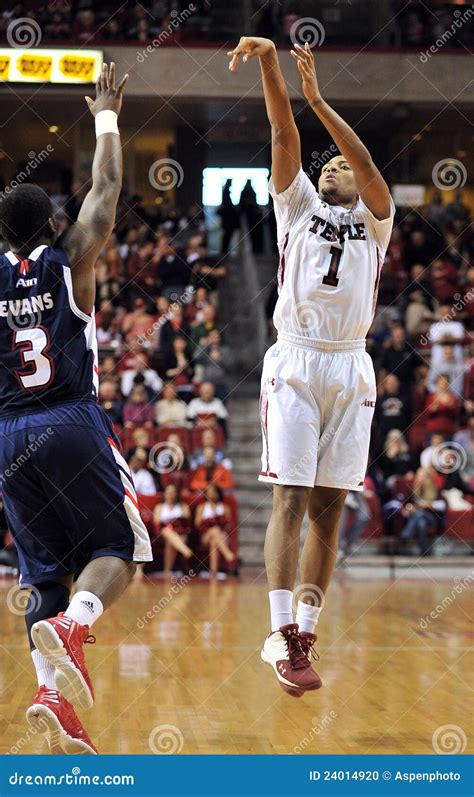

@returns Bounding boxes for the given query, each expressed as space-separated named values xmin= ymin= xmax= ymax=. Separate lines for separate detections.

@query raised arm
xmin=292 ymin=43 xmax=391 ymax=220
xmin=60 ymin=62 xmax=128 ymax=313
xmin=228 ymin=37 xmax=301 ymax=194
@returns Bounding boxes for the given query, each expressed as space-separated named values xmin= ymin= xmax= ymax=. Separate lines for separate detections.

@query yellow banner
xmin=0 ymin=49 xmax=102 ymax=83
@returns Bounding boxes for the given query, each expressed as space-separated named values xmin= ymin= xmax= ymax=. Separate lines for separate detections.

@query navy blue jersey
xmin=0 ymin=244 xmax=98 ymax=417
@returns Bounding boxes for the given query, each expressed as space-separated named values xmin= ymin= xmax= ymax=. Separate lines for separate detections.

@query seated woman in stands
xmin=425 ymin=373 xmax=461 ymax=438
xmin=378 ymin=429 xmax=416 ymax=494
xmin=153 ymin=485 xmax=193 ymax=578
xmin=400 ymin=467 xmax=446 ymax=556
xmin=195 ymin=485 xmax=236 ymax=577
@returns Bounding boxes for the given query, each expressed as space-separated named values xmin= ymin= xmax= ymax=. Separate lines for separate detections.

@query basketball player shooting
xmin=228 ymin=38 xmax=394 ymax=696
xmin=0 ymin=64 xmax=152 ymax=752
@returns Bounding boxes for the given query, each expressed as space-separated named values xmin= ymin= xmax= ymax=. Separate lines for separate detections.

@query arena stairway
xmin=227 ymin=396 xmax=271 ymax=566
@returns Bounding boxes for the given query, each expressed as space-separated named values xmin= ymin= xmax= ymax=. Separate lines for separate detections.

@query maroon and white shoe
xmin=260 ymin=623 xmax=322 ymax=697
xmin=26 ymin=686 xmax=98 ymax=754
xmin=31 ymin=613 xmax=95 ymax=710
xmin=298 ymin=630 xmax=322 ymax=685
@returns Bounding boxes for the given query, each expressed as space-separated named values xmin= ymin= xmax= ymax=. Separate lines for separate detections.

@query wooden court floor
xmin=1 ymin=571 xmax=473 ymax=755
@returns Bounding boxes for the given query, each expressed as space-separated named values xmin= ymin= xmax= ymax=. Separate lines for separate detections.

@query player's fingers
xmin=109 ymin=61 xmax=116 ymax=91
xmin=227 ymin=44 xmax=243 ymax=56
xmin=228 ymin=52 xmax=241 ymax=71
xmin=100 ymin=62 xmax=108 ymax=91
xmin=295 ymin=42 xmax=311 ymax=63
xmin=84 ymin=96 xmax=93 ymax=110
xmin=116 ymin=72 xmax=129 ymax=96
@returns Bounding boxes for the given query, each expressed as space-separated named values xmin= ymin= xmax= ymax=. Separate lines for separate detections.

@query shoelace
xmin=285 ymin=633 xmax=311 ymax=670
xmin=299 ymin=635 xmax=320 ymax=663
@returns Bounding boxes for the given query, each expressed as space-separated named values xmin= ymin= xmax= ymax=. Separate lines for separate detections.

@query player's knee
xmin=127 ymin=562 xmax=137 ymax=578
xmin=272 ymin=485 xmax=310 ymax=523
xmin=309 ymin=487 xmax=347 ymax=521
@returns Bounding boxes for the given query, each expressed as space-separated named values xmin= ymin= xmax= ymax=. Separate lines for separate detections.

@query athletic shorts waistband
xmin=277 ymin=332 xmax=366 ymax=352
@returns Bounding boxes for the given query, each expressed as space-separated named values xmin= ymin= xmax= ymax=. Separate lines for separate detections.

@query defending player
xmin=228 ymin=39 xmax=394 ymax=696
xmin=0 ymin=64 xmax=152 ymax=752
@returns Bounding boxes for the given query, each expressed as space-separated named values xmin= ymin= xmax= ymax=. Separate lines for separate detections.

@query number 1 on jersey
xmin=322 ymin=245 xmax=343 ymax=287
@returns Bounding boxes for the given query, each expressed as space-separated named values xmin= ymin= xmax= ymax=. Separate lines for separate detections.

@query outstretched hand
xmin=85 ymin=62 xmax=129 ymax=117
xmin=290 ymin=42 xmax=322 ymax=104
xmin=227 ymin=36 xmax=275 ymax=71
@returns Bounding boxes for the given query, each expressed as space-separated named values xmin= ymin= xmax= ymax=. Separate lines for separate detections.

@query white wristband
xmin=95 ymin=110 xmax=119 ymax=138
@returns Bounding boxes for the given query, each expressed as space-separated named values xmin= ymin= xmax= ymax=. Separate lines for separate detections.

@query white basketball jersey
xmin=270 ymin=169 xmax=395 ymax=341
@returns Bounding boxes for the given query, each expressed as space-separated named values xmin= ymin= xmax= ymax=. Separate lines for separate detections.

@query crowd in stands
xmin=1 ymin=1 xmax=471 ymax=49
xmin=90 ymin=204 xmax=239 ymax=578
xmin=0 ymin=179 xmax=473 ymax=569
xmin=341 ymin=190 xmax=473 ymax=558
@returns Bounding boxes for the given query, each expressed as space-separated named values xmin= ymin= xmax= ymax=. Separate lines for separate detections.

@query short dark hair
xmin=0 ymin=184 xmax=53 ymax=248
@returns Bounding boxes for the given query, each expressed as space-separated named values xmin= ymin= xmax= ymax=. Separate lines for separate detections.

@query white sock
xmin=64 ymin=591 xmax=103 ymax=628
xmin=269 ymin=589 xmax=293 ymax=632
xmin=296 ymin=600 xmax=321 ymax=634
xmin=31 ymin=649 xmax=56 ymax=690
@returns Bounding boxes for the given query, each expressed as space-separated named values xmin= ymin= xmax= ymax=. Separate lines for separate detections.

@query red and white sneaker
xmin=31 ymin=614 xmax=95 ymax=710
xmin=26 ymin=686 xmax=98 ymax=754
xmin=298 ymin=630 xmax=322 ymax=685
xmin=261 ymin=623 xmax=322 ymax=697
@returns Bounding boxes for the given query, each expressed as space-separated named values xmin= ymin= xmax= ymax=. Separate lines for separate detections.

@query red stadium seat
xmin=408 ymin=423 xmax=428 ymax=454
xmin=154 ymin=426 xmax=191 ymax=452
xmin=190 ymin=425 xmax=225 ymax=451
xmin=445 ymin=508 xmax=474 ymax=541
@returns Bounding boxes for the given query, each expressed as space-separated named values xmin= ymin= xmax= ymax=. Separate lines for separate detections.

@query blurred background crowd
xmin=0 ymin=0 xmax=472 ymax=573
xmin=1 ymin=1 xmax=473 ymax=49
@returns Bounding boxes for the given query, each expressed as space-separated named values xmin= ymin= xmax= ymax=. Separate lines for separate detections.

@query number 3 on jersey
xmin=13 ymin=327 xmax=54 ymax=390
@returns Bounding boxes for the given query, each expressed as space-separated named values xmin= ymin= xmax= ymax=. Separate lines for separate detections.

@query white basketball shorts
xmin=259 ymin=333 xmax=376 ymax=491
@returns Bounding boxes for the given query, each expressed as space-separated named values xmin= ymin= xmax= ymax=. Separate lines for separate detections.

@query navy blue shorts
xmin=0 ymin=401 xmax=152 ymax=586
